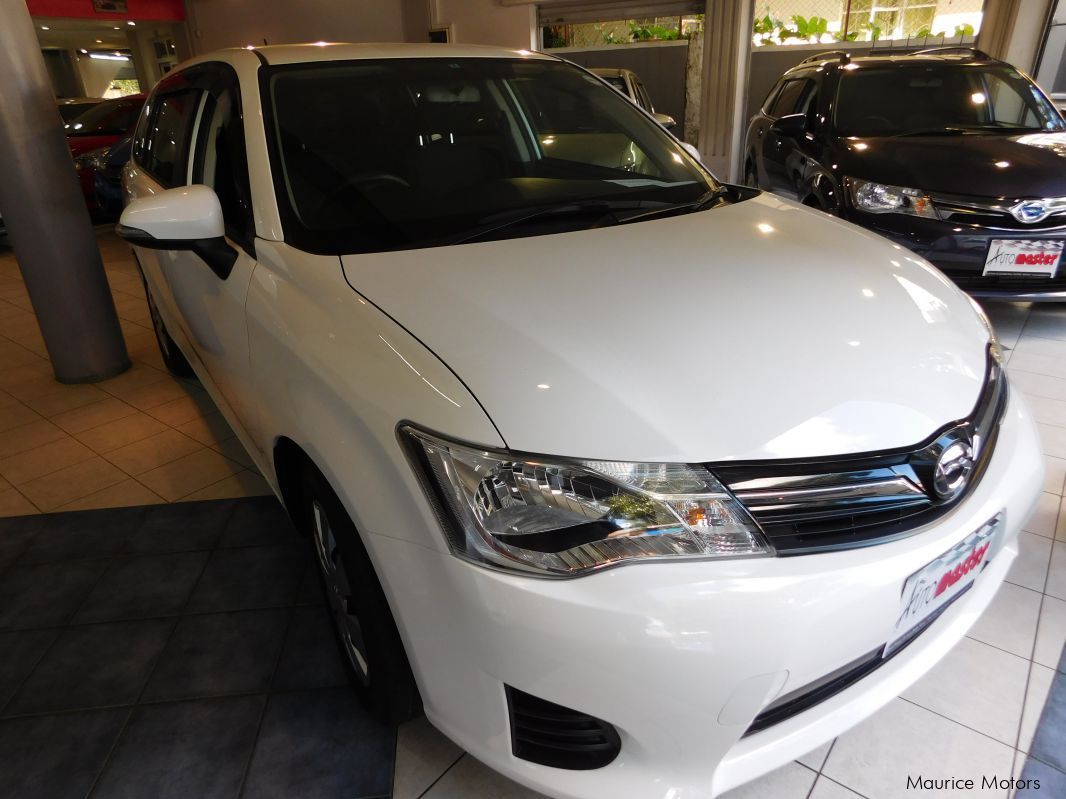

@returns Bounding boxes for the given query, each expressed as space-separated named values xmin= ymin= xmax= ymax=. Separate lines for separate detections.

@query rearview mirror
xmin=117 ymin=185 xmax=236 ymax=279
xmin=770 ymin=113 xmax=807 ymax=139
xmin=653 ymin=112 xmax=677 ymax=130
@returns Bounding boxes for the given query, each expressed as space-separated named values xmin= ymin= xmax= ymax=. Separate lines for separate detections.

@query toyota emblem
xmin=1011 ymin=200 xmax=1051 ymax=224
xmin=933 ymin=437 xmax=975 ymax=500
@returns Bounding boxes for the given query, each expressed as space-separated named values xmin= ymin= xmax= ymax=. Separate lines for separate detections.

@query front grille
xmin=712 ymin=354 xmax=1005 ymax=554
xmin=932 ymin=193 xmax=1066 ymax=230
xmin=506 ymin=686 xmax=621 ymax=770
xmin=942 ymin=270 xmax=1066 ymax=295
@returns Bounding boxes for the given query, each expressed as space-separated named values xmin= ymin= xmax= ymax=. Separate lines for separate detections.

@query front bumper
xmin=844 ymin=209 xmax=1066 ymax=300
xmin=370 ymin=392 xmax=1042 ymax=799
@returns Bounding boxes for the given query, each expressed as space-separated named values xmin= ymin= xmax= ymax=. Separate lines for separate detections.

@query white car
xmin=589 ymin=66 xmax=677 ymax=129
xmin=118 ymin=43 xmax=1043 ymax=799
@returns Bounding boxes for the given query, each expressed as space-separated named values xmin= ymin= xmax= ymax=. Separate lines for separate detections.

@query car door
xmin=132 ymin=65 xmax=260 ymax=442
xmin=760 ymin=74 xmax=817 ymax=196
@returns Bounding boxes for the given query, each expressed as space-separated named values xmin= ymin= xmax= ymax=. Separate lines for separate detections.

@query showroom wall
xmin=184 ymin=0 xmax=405 ymax=51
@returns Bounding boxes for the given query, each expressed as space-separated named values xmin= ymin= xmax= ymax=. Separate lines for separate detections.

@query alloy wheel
xmin=311 ymin=499 xmax=370 ymax=685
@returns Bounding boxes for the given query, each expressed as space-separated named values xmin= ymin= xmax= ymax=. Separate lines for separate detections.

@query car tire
xmin=300 ymin=466 xmax=422 ymax=725
xmin=142 ymin=275 xmax=196 ymax=378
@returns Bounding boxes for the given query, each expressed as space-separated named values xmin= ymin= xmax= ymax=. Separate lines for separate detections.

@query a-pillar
xmin=0 ymin=0 xmax=129 ymax=383
xmin=696 ymin=0 xmax=754 ymax=181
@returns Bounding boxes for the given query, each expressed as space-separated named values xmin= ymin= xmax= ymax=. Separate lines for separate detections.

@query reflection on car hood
xmin=837 ymin=131 xmax=1066 ymax=197
xmin=340 ymin=193 xmax=989 ymax=462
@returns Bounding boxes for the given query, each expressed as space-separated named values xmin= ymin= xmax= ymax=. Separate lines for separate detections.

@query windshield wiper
xmin=890 ymin=127 xmax=974 ymax=138
xmin=612 ymin=185 xmax=735 ymax=225
xmin=446 ymin=201 xmax=616 ymax=246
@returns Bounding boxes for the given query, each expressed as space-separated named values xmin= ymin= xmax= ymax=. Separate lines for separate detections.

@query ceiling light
xmin=127 ymin=20 xmax=136 ymax=26
xmin=95 ymin=39 xmax=102 ymax=43
xmin=89 ymin=53 xmax=129 ymax=61
xmin=40 ymin=26 xmax=50 ymax=31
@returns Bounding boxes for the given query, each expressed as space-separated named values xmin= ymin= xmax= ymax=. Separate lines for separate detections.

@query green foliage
xmin=860 ymin=20 xmax=882 ymax=41
xmin=542 ymin=26 xmax=567 ymax=48
xmin=753 ymin=14 xmax=776 ymax=36
xmin=777 ymin=15 xmax=829 ymax=42
xmin=628 ymin=21 xmax=682 ymax=41
xmin=954 ymin=23 xmax=974 ymax=37
xmin=605 ymin=494 xmax=661 ymax=523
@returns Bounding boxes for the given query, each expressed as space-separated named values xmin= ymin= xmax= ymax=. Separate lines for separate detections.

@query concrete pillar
xmin=0 ymin=0 xmax=129 ymax=383
xmin=697 ymin=0 xmax=754 ymax=181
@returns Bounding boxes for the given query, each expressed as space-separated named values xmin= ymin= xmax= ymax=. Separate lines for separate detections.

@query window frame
xmin=132 ymin=62 xmax=256 ymax=254
xmin=132 ymin=77 xmax=202 ymax=190
xmin=187 ymin=64 xmax=257 ymax=256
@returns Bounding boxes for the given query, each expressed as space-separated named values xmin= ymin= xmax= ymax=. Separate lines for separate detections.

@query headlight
xmin=401 ymin=426 xmax=772 ymax=577
xmin=847 ymin=178 xmax=937 ymax=218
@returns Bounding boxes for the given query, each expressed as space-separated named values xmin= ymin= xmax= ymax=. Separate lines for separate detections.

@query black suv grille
xmin=506 ymin=686 xmax=621 ymax=770
xmin=711 ymin=355 xmax=1005 ymax=554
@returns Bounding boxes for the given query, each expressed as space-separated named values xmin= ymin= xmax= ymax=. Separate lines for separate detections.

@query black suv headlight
xmin=847 ymin=177 xmax=938 ymax=219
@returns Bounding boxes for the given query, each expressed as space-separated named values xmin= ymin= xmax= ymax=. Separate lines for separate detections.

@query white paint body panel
xmin=120 ymin=184 xmax=225 ymax=241
xmin=121 ymin=44 xmax=1044 ymax=799
xmin=342 ymin=193 xmax=989 ymax=461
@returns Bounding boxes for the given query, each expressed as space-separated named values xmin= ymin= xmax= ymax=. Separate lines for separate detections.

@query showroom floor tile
xmin=0 ymin=230 xmax=271 ymax=515
xmin=0 ymin=496 xmax=395 ymax=799
xmin=2 ymin=235 xmax=1066 ymax=797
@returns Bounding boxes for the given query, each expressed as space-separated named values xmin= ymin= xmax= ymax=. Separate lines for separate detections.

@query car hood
xmin=836 ymin=131 xmax=1066 ymax=197
xmin=340 ymin=193 xmax=989 ymax=462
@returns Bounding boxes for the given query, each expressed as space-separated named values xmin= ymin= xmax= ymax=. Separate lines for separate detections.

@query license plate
xmin=984 ymin=240 xmax=1063 ymax=277
xmin=886 ymin=513 xmax=1003 ymax=656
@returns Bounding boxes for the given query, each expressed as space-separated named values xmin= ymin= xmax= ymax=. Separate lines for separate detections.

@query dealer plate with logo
xmin=885 ymin=512 xmax=1003 ymax=656
xmin=983 ymin=240 xmax=1064 ymax=277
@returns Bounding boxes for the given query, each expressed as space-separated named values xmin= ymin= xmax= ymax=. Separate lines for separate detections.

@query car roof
xmin=235 ymin=42 xmax=554 ymax=66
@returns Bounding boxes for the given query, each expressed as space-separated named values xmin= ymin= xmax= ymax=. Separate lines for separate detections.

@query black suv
xmin=745 ymin=48 xmax=1066 ymax=300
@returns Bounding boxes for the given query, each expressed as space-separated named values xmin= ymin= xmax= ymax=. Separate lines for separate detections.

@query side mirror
xmin=653 ymin=112 xmax=677 ymax=130
xmin=770 ymin=112 xmax=807 ymax=139
xmin=680 ymin=141 xmax=701 ymax=162
xmin=117 ymin=184 xmax=236 ymax=279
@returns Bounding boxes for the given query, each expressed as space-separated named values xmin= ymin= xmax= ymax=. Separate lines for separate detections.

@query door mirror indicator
xmin=117 ymin=185 xmax=237 ymax=279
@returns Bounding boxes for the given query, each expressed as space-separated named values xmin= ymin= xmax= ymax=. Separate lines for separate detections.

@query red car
xmin=66 ymin=94 xmax=145 ymax=157
xmin=67 ymin=94 xmax=145 ymax=212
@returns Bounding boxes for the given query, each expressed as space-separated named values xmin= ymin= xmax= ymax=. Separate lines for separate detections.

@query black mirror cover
xmin=770 ymin=113 xmax=807 ymax=138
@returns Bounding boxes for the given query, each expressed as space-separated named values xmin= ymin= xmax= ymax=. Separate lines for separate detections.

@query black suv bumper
xmin=843 ymin=209 xmax=1066 ymax=301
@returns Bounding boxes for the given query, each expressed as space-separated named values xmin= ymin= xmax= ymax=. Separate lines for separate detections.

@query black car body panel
xmin=744 ymin=51 xmax=1066 ymax=300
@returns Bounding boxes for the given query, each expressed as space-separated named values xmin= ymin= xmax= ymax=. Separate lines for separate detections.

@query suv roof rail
xmin=908 ymin=46 xmax=994 ymax=60
xmin=798 ymin=50 xmax=850 ymax=65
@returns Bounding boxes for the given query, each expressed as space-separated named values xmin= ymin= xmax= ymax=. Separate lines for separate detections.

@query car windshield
xmin=265 ymin=57 xmax=715 ymax=253
xmin=833 ymin=63 xmax=1065 ymax=137
xmin=65 ymin=97 xmax=143 ymax=137
xmin=600 ymin=75 xmax=627 ymax=94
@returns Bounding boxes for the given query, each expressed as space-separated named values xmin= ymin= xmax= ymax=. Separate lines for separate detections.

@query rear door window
xmin=140 ymin=89 xmax=200 ymax=188
xmin=768 ymin=77 xmax=815 ymax=117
